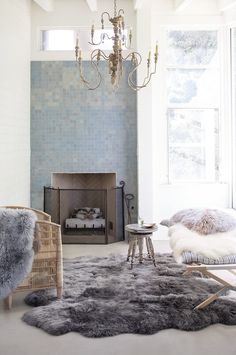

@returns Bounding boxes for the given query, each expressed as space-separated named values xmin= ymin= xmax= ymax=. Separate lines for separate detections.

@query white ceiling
xmin=32 ymin=0 xmax=236 ymax=13
xmin=175 ymin=0 xmax=236 ymax=12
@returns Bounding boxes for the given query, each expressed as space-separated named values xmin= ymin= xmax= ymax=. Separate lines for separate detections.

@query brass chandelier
xmin=75 ymin=0 xmax=158 ymax=91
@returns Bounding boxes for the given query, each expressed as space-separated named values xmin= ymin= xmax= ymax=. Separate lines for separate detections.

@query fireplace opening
xmin=44 ymin=173 xmax=125 ymax=244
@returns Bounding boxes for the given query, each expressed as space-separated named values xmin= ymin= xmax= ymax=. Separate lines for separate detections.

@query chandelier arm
xmin=144 ymin=60 xmax=158 ymax=83
xmin=141 ymin=64 xmax=151 ymax=87
xmin=127 ymin=52 xmax=157 ymax=90
xmin=89 ymin=32 xmax=113 ymax=46
xmin=103 ymin=33 xmax=113 ymax=40
xmin=77 ymin=60 xmax=90 ymax=86
xmin=89 ymin=40 xmax=103 ymax=46
xmin=77 ymin=51 xmax=102 ymax=90
xmin=128 ymin=76 xmax=145 ymax=91
xmin=128 ymin=64 xmax=158 ymax=91
xmin=141 ymin=69 xmax=157 ymax=88
xmin=129 ymin=52 xmax=158 ymax=89
xmin=89 ymin=37 xmax=103 ymax=46
xmin=128 ymin=66 xmax=157 ymax=90
xmin=89 ymin=33 xmax=104 ymax=46
xmin=90 ymin=49 xmax=109 ymax=61
xmin=118 ymin=9 xmax=124 ymax=16
xmin=88 ymin=61 xmax=102 ymax=90
xmin=122 ymin=51 xmax=136 ymax=61
xmin=126 ymin=53 xmax=144 ymax=89
xmin=121 ymin=34 xmax=133 ymax=51
xmin=123 ymin=42 xmax=132 ymax=50
xmin=122 ymin=51 xmax=141 ymax=74
xmin=101 ymin=12 xmax=111 ymax=22
xmin=97 ymin=51 xmax=110 ymax=60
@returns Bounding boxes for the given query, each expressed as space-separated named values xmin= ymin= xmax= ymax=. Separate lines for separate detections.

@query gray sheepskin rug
xmin=22 ymin=254 xmax=236 ymax=337
xmin=0 ymin=208 xmax=37 ymax=300
xmin=161 ymin=208 xmax=236 ymax=235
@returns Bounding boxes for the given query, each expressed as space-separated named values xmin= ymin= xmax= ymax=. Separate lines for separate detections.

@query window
xmin=166 ymin=30 xmax=220 ymax=182
xmin=41 ymin=28 xmax=128 ymax=51
xmin=41 ymin=30 xmax=76 ymax=51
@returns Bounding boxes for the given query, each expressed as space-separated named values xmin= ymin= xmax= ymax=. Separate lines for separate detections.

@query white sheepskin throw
xmin=169 ymin=223 xmax=236 ymax=263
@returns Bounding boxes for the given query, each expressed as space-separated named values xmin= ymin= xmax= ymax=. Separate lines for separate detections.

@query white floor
xmin=1 ymin=239 xmax=236 ymax=355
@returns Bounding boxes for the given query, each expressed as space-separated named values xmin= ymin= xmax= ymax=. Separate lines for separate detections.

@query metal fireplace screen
xmin=44 ymin=186 xmax=125 ymax=244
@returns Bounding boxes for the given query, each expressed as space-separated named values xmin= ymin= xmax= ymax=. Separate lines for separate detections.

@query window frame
xmin=158 ymin=25 xmax=231 ymax=186
xmin=37 ymin=26 xmax=130 ymax=52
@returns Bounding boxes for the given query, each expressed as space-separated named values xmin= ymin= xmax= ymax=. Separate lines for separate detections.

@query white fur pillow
xmin=161 ymin=208 xmax=236 ymax=235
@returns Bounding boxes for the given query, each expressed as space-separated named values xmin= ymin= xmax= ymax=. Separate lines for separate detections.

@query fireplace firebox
xmin=44 ymin=173 xmax=125 ymax=244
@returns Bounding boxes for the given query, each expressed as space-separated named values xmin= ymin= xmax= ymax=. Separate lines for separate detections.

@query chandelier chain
xmin=114 ymin=0 xmax=117 ymax=17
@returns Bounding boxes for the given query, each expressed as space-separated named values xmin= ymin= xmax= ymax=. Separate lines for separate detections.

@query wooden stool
xmin=125 ymin=224 xmax=158 ymax=269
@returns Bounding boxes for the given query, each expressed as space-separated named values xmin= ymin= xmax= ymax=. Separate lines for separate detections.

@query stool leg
xmin=138 ymin=236 xmax=144 ymax=263
xmin=127 ymin=236 xmax=134 ymax=261
xmin=131 ymin=237 xmax=137 ymax=269
xmin=145 ymin=236 xmax=151 ymax=258
xmin=4 ymin=295 xmax=12 ymax=310
xmin=147 ymin=236 xmax=156 ymax=267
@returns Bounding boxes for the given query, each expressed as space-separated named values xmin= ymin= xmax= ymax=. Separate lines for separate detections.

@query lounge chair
xmin=180 ymin=251 xmax=236 ymax=309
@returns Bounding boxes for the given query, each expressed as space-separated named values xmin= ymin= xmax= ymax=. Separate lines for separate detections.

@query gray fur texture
xmin=161 ymin=208 xmax=236 ymax=235
xmin=0 ymin=208 xmax=37 ymax=300
xmin=22 ymin=254 xmax=236 ymax=337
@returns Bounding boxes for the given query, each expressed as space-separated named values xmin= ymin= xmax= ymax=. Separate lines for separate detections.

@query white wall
xmin=137 ymin=0 xmax=235 ymax=227
xmin=0 ymin=0 xmax=31 ymax=205
xmin=31 ymin=0 xmax=136 ymax=61
xmin=137 ymin=3 xmax=154 ymax=222
xmin=223 ymin=7 xmax=236 ymax=24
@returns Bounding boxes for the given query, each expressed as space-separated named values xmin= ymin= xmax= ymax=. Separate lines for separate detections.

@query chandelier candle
xmin=75 ymin=0 xmax=158 ymax=90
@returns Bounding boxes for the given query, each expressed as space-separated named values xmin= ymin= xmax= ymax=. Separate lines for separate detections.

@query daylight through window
xmin=41 ymin=28 xmax=128 ymax=51
xmin=166 ymin=30 xmax=220 ymax=182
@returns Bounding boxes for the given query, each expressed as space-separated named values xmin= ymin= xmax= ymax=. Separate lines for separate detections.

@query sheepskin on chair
xmin=162 ymin=208 xmax=236 ymax=235
xmin=169 ymin=224 xmax=236 ymax=263
xmin=164 ymin=209 xmax=236 ymax=263
xmin=0 ymin=208 xmax=37 ymax=300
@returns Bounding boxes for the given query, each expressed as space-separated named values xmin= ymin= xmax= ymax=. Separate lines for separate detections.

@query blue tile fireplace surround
xmin=31 ymin=61 xmax=138 ymax=215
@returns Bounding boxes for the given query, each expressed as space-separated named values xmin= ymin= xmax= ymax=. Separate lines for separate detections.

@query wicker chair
xmin=0 ymin=206 xmax=63 ymax=310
